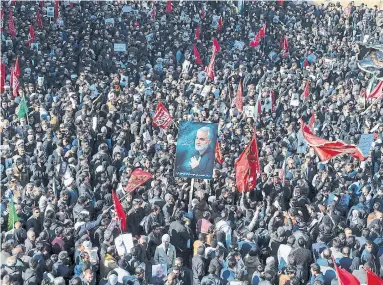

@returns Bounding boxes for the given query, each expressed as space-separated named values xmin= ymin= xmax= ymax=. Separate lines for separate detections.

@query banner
xmin=125 ymin=169 xmax=153 ymax=192
xmin=301 ymin=120 xmax=365 ymax=161
xmin=174 ymin=122 xmax=218 ymax=179
xmin=152 ymin=102 xmax=173 ymax=129
xmin=114 ymin=43 xmax=126 ymax=52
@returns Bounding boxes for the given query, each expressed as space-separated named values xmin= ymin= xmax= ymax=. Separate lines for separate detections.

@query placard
xmin=174 ymin=122 xmax=218 ymax=179
xmin=47 ymin=7 xmax=54 ymax=18
xmin=358 ymin=134 xmax=374 ymax=157
xmin=114 ymin=43 xmax=126 ymax=52
xmin=104 ymin=18 xmax=115 ymax=26
xmin=122 ymin=6 xmax=132 ymax=13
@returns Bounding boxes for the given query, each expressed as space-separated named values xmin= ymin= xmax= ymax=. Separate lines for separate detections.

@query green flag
xmin=8 ymin=199 xmax=19 ymax=231
xmin=17 ymin=96 xmax=28 ymax=119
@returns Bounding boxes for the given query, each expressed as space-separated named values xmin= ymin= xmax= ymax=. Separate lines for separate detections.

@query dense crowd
xmin=1 ymin=1 xmax=383 ymax=285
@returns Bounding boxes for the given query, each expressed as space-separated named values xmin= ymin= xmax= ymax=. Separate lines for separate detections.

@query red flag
xmin=366 ymin=81 xmax=383 ymax=99
xmin=36 ymin=8 xmax=44 ymax=29
xmin=193 ymin=45 xmax=202 ymax=65
xmin=125 ymin=169 xmax=153 ymax=193
xmin=165 ymin=0 xmax=172 ymax=13
xmin=301 ymin=120 xmax=365 ymax=162
xmin=11 ymin=66 xmax=19 ymax=98
xmin=69 ymin=1 xmax=73 ymax=8
xmin=282 ymin=36 xmax=289 ymax=58
xmin=302 ymin=80 xmax=310 ymax=100
xmin=234 ymin=80 xmax=244 ymax=112
xmin=259 ymin=24 xmax=266 ymax=38
xmin=308 ymin=112 xmax=316 ymax=128
xmin=14 ymin=57 xmax=20 ymax=78
xmin=277 ymin=0 xmax=284 ymax=5
xmin=112 ymin=190 xmax=127 ymax=232
xmin=39 ymin=0 xmax=44 ymax=9
xmin=8 ymin=8 xmax=16 ymax=38
xmin=334 ymin=258 xmax=360 ymax=285
xmin=152 ymin=102 xmax=173 ymax=129
xmin=151 ymin=4 xmax=156 ymax=20
xmin=250 ymin=25 xmax=265 ymax=48
xmin=213 ymin=38 xmax=221 ymax=54
xmin=0 ymin=62 xmax=5 ymax=93
xmin=27 ymin=24 xmax=35 ymax=48
xmin=215 ymin=142 xmax=223 ymax=164
xmin=366 ymin=268 xmax=383 ymax=285
xmin=218 ymin=16 xmax=223 ymax=30
xmin=54 ymin=0 xmax=59 ymax=23
xmin=303 ymin=59 xmax=309 ymax=67
xmin=235 ymin=133 xmax=261 ymax=192
xmin=195 ymin=25 xmax=200 ymax=40
xmin=270 ymin=91 xmax=275 ymax=112
xmin=201 ymin=9 xmax=205 ymax=19
xmin=205 ymin=52 xmax=216 ymax=81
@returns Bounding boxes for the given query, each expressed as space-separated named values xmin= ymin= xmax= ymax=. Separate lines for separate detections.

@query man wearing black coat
xmin=127 ymin=199 xmax=145 ymax=236
xmin=168 ymin=211 xmax=191 ymax=258
xmin=192 ymin=246 xmax=206 ymax=285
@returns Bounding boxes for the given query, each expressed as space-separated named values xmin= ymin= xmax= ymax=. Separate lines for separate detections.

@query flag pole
xmin=361 ymin=92 xmax=383 ymax=115
xmin=188 ymin=178 xmax=195 ymax=208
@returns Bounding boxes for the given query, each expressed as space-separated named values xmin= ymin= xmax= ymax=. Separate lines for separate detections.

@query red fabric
xmin=36 ymin=8 xmax=43 ymax=29
xmin=0 ymin=61 xmax=5 ymax=93
xmin=270 ymin=91 xmax=275 ymax=112
xmin=250 ymin=25 xmax=265 ymax=48
xmin=235 ymin=133 xmax=261 ymax=192
xmin=152 ymin=102 xmax=173 ymax=129
xmin=27 ymin=24 xmax=35 ymax=48
xmin=218 ymin=17 xmax=223 ymax=30
xmin=201 ymin=9 xmax=205 ymax=19
xmin=11 ymin=66 xmax=19 ymax=98
xmin=259 ymin=24 xmax=266 ymax=38
xmin=205 ymin=52 xmax=216 ymax=81
xmin=277 ymin=0 xmax=284 ymax=5
xmin=234 ymin=80 xmax=244 ymax=112
xmin=366 ymin=268 xmax=383 ymax=285
xmin=195 ymin=25 xmax=200 ymax=40
xmin=304 ymin=59 xmax=309 ymax=67
xmin=283 ymin=36 xmax=289 ymax=51
xmin=14 ymin=57 xmax=20 ymax=78
xmin=213 ymin=38 xmax=221 ymax=54
xmin=334 ymin=259 xmax=360 ymax=285
xmin=308 ymin=112 xmax=316 ymax=128
xmin=193 ymin=45 xmax=202 ymax=65
xmin=165 ymin=0 xmax=172 ymax=13
xmin=257 ymin=99 xmax=262 ymax=114
xmin=301 ymin=120 xmax=365 ymax=162
xmin=151 ymin=5 xmax=156 ymax=20
xmin=8 ymin=8 xmax=16 ymax=38
xmin=39 ymin=0 xmax=44 ymax=9
xmin=112 ymin=190 xmax=127 ymax=232
xmin=366 ymin=81 xmax=383 ymax=99
xmin=215 ymin=142 xmax=223 ymax=164
xmin=302 ymin=80 xmax=310 ymax=100
xmin=54 ymin=0 xmax=59 ymax=23
xmin=69 ymin=1 xmax=73 ymax=8
xmin=125 ymin=169 xmax=153 ymax=193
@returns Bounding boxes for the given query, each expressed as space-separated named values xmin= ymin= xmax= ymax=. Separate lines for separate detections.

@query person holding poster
xmin=174 ymin=122 xmax=218 ymax=179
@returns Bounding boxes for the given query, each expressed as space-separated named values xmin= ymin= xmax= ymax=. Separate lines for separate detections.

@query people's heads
xmin=297 ymin=237 xmax=306 ymax=248
xmin=322 ymin=248 xmax=332 ymax=259
xmin=198 ymin=233 xmax=206 ymax=242
xmin=27 ymin=230 xmax=36 ymax=241
xmin=152 ymin=205 xmax=160 ymax=215
xmin=174 ymin=257 xmax=183 ymax=268
xmin=135 ymin=268 xmax=145 ymax=280
xmin=83 ymin=267 xmax=94 ymax=283
xmin=287 ymin=235 xmax=296 ymax=246
xmin=197 ymin=246 xmax=205 ymax=257
xmin=310 ymin=263 xmax=321 ymax=275
xmin=365 ymin=240 xmax=373 ymax=252
xmin=162 ymin=234 xmax=170 ymax=247
xmin=246 ymin=232 xmax=254 ymax=241
xmin=195 ymin=126 xmax=212 ymax=152
xmin=344 ymin=228 xmax=353 ymax=238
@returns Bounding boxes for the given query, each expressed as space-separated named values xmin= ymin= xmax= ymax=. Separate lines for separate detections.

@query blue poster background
xmin=174 ymin=121 xmax=218 ymax=179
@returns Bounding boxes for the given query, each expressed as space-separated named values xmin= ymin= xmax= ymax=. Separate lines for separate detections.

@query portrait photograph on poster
xmin=174 ymin=121 xmax=218 ymax=179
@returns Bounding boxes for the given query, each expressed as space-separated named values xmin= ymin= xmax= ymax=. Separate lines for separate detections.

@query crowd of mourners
xmin=1 ymin=0 xmax=383 ymax=285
